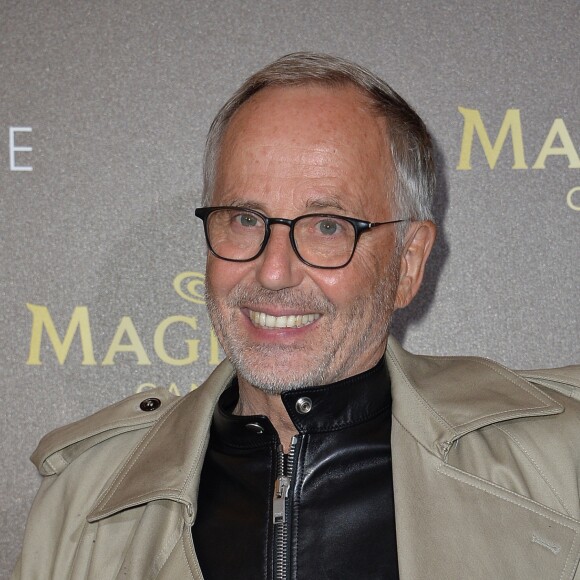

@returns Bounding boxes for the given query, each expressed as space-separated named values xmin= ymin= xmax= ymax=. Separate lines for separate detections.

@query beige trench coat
xmin=13 ymin=338 xmax=580 ymax=579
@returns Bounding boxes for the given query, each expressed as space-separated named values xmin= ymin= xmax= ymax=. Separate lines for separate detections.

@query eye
xmin=315 ymin=218 xmax=343 ymax=236
xmin=234 ymin=212 xmax=260 ymax=228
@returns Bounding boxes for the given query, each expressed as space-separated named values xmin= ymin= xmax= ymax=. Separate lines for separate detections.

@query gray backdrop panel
xmin=2 ymin=0 xmax=578 ymax=575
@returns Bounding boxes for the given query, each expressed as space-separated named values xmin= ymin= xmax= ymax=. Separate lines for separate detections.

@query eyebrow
xmin=217 ymin=195 xmax=349 ymax=215
xmin=304 ymin=196 xmax=347 ymax=212
xmin=224 ymin=200 xmax=265 ymax=210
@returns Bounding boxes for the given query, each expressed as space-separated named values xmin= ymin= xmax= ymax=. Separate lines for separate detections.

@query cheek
xmin=205 ymin=257 xmax=246 ymax=296
xmin=356 ymin=240 xmax=399 ymax=281
xmin=295 ymin=249 xmax=392 ymax=306
xmin=308 ymin=269 xmax=359 ymax=306
xmin=327 ymin=251 xmax=397 ymax=305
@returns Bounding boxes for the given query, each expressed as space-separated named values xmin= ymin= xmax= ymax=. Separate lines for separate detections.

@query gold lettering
xmin=26 ymin=304 xmax=96 ymax=365
xmin=136 ymin=382 xmax=157 ymax=393
xmin=153 ymin=315 xmax=199 ymax=366
xmin=135 ymin=381 xmax=198 ymax=395
xmin=167 ymin=382 xmax=182 ymax=396
xmin=532 ymin=119 xmax=580 ymax=169
xmin=457 ymin=107 xmax=527 ymax=170
xmin=102 ymin=316 xmax=151 ymax=365
xmin=566 ymin=186 xmax=580 ymax=211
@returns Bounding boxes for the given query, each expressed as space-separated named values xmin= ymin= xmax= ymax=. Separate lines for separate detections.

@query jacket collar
xmin=88 ymin=361 xmax=235 ymax=522
xmin=213 ymin=356 xmax=391 ymax=449
xmin=88 ymin=337 xmax=563 ymax=521
xmin=386 ymin=337 xmax=563 ymax=459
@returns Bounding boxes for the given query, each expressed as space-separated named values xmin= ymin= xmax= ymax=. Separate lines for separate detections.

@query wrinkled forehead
xmin=225 ymin=82 xmax=388 ymax=147
xmin=214 ymin=84 xmax=396 ymax=213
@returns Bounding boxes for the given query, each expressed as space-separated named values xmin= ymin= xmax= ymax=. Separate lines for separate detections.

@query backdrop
xmin=2 ymin=0 xmax=579 ymax=575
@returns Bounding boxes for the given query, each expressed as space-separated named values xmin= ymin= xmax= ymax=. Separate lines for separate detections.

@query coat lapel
xmin=386 ymin=337 xmax=563 ymax=457
xmin=87 ymin=361 xmax=235 ymax=523
xmin=386 ymin=338 xmax=580 ymax=580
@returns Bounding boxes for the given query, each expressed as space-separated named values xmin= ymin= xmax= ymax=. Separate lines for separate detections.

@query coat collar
xmin=88 ymin=362 xmax=235 ymax=522
xmin=386 ymin=338 xmax=563 ymax=459
xmin=88 ymin=337 xmax=563 ymax=521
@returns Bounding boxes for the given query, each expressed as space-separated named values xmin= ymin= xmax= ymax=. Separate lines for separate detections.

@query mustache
xmin=217 ymin=284 xmax=336 ymax=314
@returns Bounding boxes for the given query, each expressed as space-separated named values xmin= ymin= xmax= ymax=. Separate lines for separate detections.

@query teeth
xmin=249 ymin=310 xmax=320 ymax=329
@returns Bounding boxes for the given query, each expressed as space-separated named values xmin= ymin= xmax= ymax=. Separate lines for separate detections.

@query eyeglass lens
xmin=205 ymin=208 xmax=356 ymax=268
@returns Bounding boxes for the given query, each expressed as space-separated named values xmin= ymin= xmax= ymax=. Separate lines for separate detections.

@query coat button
xmin=245 ymin=422 xmax=265 ymax=434
xmin=140 ymin=397 xmax=161 ymax=412
xmin=295 ymin=397 xmax=313 ymax=414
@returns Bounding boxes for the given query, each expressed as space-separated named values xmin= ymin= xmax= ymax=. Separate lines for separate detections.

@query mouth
xmin=248 ymin=309 xmax=321 ymax=329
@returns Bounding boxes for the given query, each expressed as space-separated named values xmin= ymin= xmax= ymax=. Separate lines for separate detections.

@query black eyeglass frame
xmin=195 ymin=206 xmax=409 ymax=270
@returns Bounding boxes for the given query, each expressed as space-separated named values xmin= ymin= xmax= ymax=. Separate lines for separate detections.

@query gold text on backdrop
xmin=457 ymin=108 xmax=579 ymax=210
xmin=25 ymin=272 xmax=223 ymax=394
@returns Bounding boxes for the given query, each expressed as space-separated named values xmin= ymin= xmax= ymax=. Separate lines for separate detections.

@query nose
xmin=255 ymin=224 xmax=303 ymax=290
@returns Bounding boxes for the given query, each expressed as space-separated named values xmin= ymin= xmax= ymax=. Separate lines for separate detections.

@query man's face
xmin=205 ymin=84 xmax=402 ymax=393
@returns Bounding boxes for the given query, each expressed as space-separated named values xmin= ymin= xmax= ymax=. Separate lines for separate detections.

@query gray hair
xmin=202 ymin=52 xmax=435 ymax=239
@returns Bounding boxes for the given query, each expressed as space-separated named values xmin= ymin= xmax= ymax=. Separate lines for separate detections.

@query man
xmin=13 ymin=53 xmax=580 ymax=579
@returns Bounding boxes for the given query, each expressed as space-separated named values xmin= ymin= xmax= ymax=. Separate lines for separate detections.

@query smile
xmin=248 ymin=309 xmax=321 ymax=329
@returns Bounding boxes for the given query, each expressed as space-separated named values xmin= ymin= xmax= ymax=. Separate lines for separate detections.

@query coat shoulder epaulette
xmin=31 ymin=388 xmax=179 ymax=476
xmin=517 ymin=365 xmax=580 ymax=401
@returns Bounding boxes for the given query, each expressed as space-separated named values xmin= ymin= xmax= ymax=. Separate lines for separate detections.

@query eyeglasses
xmin=195 ymin=206 xmax=408 ymax=269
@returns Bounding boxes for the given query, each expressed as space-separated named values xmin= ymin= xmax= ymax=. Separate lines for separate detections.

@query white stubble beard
xmin=205 ymin=256 xmax=400 ymax=394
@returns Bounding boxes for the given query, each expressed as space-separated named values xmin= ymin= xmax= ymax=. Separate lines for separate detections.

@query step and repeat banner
xmin=2 ymin=0 xmax=578 ymax=574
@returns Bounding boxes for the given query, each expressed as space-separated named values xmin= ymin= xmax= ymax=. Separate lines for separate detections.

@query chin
xmin=232 ymin=349 xmax=330 ymax=394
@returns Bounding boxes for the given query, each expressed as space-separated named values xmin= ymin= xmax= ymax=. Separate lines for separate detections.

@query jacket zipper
xmin=273 ymin=436 xmax=298 ymax=580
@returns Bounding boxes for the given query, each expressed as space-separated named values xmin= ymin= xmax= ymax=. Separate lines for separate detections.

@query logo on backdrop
xmin=7 ymin=127 xmax=33 ymax=171
xmin=457 ymin=108 xmax=580 ymax=211
xmin=25 ymin=271 xmax=222 ymax=395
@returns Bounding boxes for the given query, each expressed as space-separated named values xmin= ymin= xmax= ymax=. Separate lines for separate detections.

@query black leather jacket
xmin=192 ymin=358 xmax=399 ymax=580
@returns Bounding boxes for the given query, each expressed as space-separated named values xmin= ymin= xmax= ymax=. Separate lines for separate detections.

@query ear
xmin=394 ymin=221 xmax=437 ymax=310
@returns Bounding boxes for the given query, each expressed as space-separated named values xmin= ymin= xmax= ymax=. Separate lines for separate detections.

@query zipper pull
xmin=273 ymin=476 xmax=290 ymax=524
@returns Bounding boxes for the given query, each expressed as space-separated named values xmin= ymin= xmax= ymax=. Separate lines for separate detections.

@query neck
xmin=234 ymin=378 xmax=297 ymax=452
xmin=232 ymin=351 xmax=389 ymax=452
